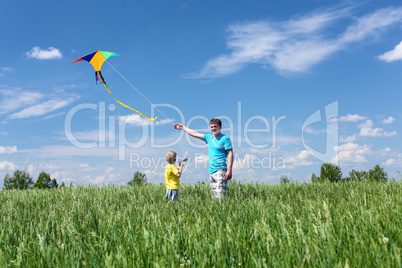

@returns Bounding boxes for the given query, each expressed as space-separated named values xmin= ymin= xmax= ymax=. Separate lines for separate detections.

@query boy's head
xmin=166 ymin=151 xmax=177 ymax=164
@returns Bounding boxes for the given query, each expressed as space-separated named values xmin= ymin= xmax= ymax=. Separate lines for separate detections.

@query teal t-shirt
xmin=204 ymin=134 xmax=232 ymax=173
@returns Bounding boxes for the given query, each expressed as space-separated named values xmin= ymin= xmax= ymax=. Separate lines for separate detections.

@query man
xmin=174 ymin=118 xmax=233 ymax=198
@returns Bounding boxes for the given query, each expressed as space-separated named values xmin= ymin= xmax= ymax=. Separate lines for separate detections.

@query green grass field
xmin=0 ymin=181 xmax=401 ymax=267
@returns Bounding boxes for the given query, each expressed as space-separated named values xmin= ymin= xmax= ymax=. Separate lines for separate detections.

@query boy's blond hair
xmin=166 ymin=151 xmax=177 ymax=164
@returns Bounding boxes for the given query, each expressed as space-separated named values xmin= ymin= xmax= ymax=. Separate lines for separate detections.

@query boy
xmin=165 ymin=151 xmax=187 ymax=201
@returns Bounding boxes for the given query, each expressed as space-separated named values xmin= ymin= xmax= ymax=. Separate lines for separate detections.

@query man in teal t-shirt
xmin=174 ymin=118 xmax=233 ymax=198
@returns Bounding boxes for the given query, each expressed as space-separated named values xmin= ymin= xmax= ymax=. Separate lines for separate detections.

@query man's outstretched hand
xmin=173 ymin=123 xmax=183 ymax=130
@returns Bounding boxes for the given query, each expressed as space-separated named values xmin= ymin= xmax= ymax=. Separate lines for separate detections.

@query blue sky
xmin=1 ymin=0 xmax=401 ymax=185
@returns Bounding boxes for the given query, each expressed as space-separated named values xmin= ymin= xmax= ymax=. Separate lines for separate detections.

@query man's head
xmin=166 ymin=151 xmax=177 ymax=164
xmin=209 ymin=118 xmax=222 ymax=135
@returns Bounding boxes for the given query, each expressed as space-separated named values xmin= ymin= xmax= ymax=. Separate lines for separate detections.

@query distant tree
xmin=319 ymin=163 xmax=342 ymax=182
xmin=311 ymin=173 xmax=319 ymax=183
xmin=280 ymin=175 xmax=290 ymax=184
xmin=59 ymin=182 xmax=66 ymax=188
xmin=346 ymin=169 xmax=368 ymax=182
xmin=33 ymin=172 xmax=58 ymax=189
xmin=368 ymin=164 xmax=388 ymax=182
xmin=128 ymin=171 xmax=147 ymax=186
xmin=3 ymin=170 xmax=34 ymax=190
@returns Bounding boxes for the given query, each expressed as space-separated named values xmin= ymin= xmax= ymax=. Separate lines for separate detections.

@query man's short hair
xmin=166 ymin=151 xmax=177 ymax=164
xmin=209 ymin=118 xmax=222 ymax=127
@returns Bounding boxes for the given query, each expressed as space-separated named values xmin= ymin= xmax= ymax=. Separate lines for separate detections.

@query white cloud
xmin=0 ymin=88 xmax=79 ymax=119
xmin=26 ymin=46 xmax=62 ymax=60
xmin=383 ymin=116 xmax=395 ymax=124
xmin=0 ymin=68 xmax=12 ymax=77
xmin=86 ymin=167 xmax=120 ymax=185
xmin=286 ymin=150 xmax=314 ymax=167
xmin=378 ymin=41 xmax=402 ymax=62
xmin=68 ymin=129 xmax=112 ymax=142
xmin=0 ymin=161 xmax=16 ymax=171
xmin=338 ymin=114 xmax=367 ymax=122
xmin=0 ymin=145 xmax=17 ymax=154
xmin=8 ymin=95 xmax=78 ymax=119
xmin=303 ymin=126 xmax=327 ymax=135
xmin=194 ymin=154 xmax=208 ymax=169
xmin=287 ymin=150 xmax=310 ymax=163
xmin=0 ymin=88 xmax=44 ymax=115
xmin=296 ymin=150 xmax=310 ymax=160
xmin=359 ymin=120 xmax=396 ymax=137
xmin=80 ymin=163 xmax=89 ymax=168
xmin=333 ymin=142 xmax=371 ymax=163
xmin=340 ymin=135 xmax=357 ymax=143
xmin=382 ymin=158 xmax=396 ymax=166
xmin=118 ymin=113 xmax=173 ymax=126
xmin=292 ymin=161 xmax=315 ymax=167
xmin=275 ymin=135 xmax=300 ymax=145
xmin=89 ymin=175 xmax=106 ymax=184
xmin=41 ymin=164 xmax=60 ymax=170
xmin=189 ymin=6 xmax=402 ymax=78
xmin=50 ymin=171 xmax=76 ymax=183
xmin=378 ymin=148 xmax=392 ymax=157
xmin=21 ymin=145 xmax=119 ymax=158
xmin=27 ymin=164 xmax=34 ymax=175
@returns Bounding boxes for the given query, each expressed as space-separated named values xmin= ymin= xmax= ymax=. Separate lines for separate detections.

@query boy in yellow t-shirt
xmin=165 ymin=151 xmax=187 ymax=201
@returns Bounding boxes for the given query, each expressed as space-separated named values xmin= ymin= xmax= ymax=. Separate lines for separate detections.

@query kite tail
xmin=97 ymin=71 xmax=107 ymax=86
xmin=98 ymin=71 xmax=157 ymax=121
xmin=96 ymin=72 xmax=104 ymax=86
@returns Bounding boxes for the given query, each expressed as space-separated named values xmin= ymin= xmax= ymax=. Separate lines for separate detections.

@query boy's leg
xmin=166 ymin=189 xmax=179 ymax=201
xmin=171 ymin=190 xmax=179 ymax=201
xmin=209 ymin=169 xmax=228 ymax=199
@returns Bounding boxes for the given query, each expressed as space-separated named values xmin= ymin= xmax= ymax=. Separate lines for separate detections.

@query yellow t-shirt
xmin=165 ymin=164 xmax=180 ymax=190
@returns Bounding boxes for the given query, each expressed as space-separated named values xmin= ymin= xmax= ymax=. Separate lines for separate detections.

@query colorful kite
xmin=70 ymin=51 xmax=156 ymax=121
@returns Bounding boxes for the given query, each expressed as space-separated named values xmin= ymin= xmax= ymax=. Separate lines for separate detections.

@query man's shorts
xmin=166 ymin=189 xmax=179 ymax=201
xmin=209 ymin=169 xmax=228 ymax=199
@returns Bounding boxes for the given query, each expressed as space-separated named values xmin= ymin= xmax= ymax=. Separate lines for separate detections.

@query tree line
xmin=3 ymin=170 xmax=65 ymax=190
xmin=280 ymin=163 xmax=390 ymax=184
xmin=3 ymin=163 xmax=392 ymax=190
xmin=311 ymin=163 xmax=389 ymax=183
xmin=2 ymin=170 xmax=147 ymax=190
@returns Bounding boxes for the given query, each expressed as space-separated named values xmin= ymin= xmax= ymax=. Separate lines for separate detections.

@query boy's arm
xmin=176 ymin=162 xmax=185 ymax=178
xmin=173 ymin=124 xmax=205 ymax=141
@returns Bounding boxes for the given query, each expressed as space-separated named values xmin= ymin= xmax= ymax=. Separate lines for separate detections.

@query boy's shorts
xmin=209 ymin=169 xmax=228 ymax=199
xmin=166 ymin=189 xmax=179 ymax=201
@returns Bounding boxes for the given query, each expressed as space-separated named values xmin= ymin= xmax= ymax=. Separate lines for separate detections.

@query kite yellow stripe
xmin=102 ymin=83 xmax=157 ymax=121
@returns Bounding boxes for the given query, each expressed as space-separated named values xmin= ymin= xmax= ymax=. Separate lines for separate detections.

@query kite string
xmin=105 ymin=60 xmax=173 ymax=124
xmin=105 ymin=60 xmax=188 ymax=158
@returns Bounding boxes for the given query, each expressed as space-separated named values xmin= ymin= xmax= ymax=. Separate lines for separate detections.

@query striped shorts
xmin=209 ymin=169 xmax=228 ymax=199
xmin=165 ymin=189 xmax=179 ymax=201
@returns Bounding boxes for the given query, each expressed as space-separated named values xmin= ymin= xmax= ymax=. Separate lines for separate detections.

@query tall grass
xmin=0 ymin=181 xmax=401 ymax=267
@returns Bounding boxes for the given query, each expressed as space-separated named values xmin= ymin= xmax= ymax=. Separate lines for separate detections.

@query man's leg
xmin=209 ymin=169 xmax=228 ymax=199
